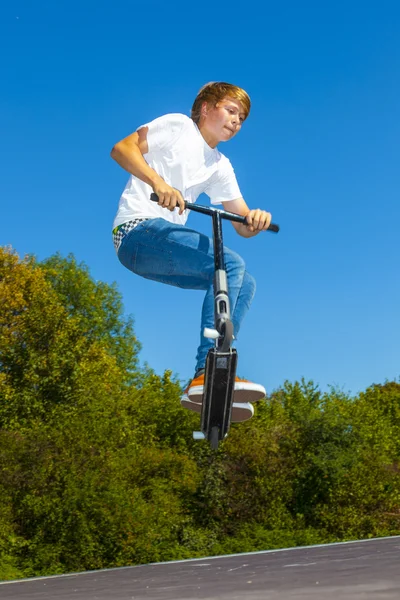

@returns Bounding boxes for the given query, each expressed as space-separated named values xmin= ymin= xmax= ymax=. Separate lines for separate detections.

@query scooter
xmin=150 ymin=193 xmax=279 ymax=449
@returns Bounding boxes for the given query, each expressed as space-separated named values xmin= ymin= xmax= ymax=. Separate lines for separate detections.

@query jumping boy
xmin=111 ymin=82 xmax=272 ymax=423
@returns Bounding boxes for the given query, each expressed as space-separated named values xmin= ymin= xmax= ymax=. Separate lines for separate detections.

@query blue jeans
xmin=117 ymin=218 xmax=256 ymax=373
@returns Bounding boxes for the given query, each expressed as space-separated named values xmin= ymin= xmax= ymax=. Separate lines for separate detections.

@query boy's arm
xmin=110 ymin=128 xmax=185 ymax=214
xmin=222 ymin=197 xmax=272 ymax=238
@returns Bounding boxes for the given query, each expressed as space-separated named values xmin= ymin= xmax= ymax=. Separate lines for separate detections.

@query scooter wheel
xmin=210 ymin=426 xmax=219 ymax=450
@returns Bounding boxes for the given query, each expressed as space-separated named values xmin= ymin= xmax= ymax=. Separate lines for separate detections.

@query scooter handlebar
xmin=150 ymin=193 xmax=280 ymax=233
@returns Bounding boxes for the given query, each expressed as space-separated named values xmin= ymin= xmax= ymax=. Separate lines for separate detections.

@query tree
xmin=0 ymin=247 xmax=202 ymax=575
xmin=40 ymin=253 xmax=141 ymax=385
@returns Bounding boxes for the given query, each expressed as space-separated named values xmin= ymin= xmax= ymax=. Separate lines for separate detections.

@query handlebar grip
xmin=150 ymin=192 xmax=176 ymax=204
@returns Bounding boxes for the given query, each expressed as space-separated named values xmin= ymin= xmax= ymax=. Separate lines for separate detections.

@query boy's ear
xmin=201 ymin=101 xmax=209 ymax=116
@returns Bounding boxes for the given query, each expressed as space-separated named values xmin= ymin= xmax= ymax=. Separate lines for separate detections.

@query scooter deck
xmin=201 ymin=348 xmax=238 ymax=443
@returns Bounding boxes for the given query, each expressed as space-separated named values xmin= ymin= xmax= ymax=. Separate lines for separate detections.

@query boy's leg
xmin=118 ymin=218 xmax=214 ymax=285
xmin=118 ymin=218 xmax=263 ymax=413
xmin=118 ymin=218 xmax=257 ymax=370
xmin=191 ymin=252 xmax=264 ymax=406
xmin=195 ymin=250 xmax=256 ymax=372
xmin=117 ymin=219 xmax=216 ymax=348
xmin=230 ymin=270 xmax=257 ymax=341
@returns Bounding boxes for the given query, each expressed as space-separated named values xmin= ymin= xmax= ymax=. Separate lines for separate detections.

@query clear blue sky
xmin=1 ymin=1 xmax=399 ymax=395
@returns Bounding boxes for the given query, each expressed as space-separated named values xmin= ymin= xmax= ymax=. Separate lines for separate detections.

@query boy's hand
xmin=221 ymin=198 xmax=273 ymax=238
xmin=245 ymin=209 xmax=272 ymax=233
xmin=152 ymin=179 xmax=186 ymax=215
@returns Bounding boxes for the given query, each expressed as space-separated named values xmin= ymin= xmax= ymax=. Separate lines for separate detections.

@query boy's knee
xmin=226 ymin=248 xmax=246 ymax=273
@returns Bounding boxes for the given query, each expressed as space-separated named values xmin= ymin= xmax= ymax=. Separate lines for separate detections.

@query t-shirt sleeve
xmin=138 ymin=113 xmax=188 ymax=153
xmin=206 ymin=156 xmax=242 ymax=205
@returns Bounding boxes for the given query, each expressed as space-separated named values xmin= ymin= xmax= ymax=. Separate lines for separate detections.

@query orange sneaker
xmin=184 ymin=373 xmax=266 ymax=404
xmin=180 ymin=372 xmax=265 ymax=423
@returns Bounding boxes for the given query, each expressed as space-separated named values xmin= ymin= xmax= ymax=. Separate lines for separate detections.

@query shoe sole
xmin=188 ymin=382 xmax=266 ymax=404
xmin=180 ymin=396 xmax=254 ymax=423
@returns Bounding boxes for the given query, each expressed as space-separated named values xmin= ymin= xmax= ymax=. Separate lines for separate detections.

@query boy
xmin=111 ymin=82 xmax=272 ymax=422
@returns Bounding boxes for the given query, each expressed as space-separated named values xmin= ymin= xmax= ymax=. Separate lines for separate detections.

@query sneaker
xmin=180 ymin=394 xmax=254 ymax=423
xmin=185 ymin=372 xmax=266 ymax=404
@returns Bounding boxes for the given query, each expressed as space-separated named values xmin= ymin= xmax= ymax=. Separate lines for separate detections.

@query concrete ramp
xmin=1 ymin=535 xmax=400 ymax=599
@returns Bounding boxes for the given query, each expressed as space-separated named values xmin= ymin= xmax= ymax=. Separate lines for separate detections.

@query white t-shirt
xmin=112 ymin=113 xmax=242 ymax=228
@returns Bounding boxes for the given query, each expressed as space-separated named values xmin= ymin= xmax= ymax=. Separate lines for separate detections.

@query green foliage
xmin=39 ymin=253 xmax=141 ymax=384
xmin=1 ymin=245 xmax=400 ymax=580
xmin=0 ymin=479 xmax=26 ymax=581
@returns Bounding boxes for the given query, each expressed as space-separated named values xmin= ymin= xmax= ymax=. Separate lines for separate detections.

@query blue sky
xmin=1 ymin=1 xmax=399 ymax=395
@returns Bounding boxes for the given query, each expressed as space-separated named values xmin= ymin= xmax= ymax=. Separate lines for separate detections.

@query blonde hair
xmin=191 ymin=82 xmax=251 ymax=124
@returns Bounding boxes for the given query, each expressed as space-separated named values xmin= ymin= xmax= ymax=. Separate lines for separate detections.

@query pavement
xmin=1 ymin=535 xmax=400 ymax=599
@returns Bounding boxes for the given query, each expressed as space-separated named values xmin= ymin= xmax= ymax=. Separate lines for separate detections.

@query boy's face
xmin=200 ymin=97 xmax=246 ymax=146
